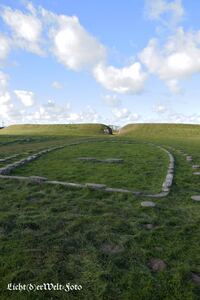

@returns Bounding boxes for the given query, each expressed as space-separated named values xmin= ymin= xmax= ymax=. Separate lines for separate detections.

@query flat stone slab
xmin=143 ymin=224 xmax=154 ymax=230
xmin=46 ymin=181 xmax=85 ymax=188
xmin=191 ymin=195 xmax=200 ymax=201
xmin=86 ymin=183 xmax=106 ymax=190
xmin=77 ymin=157 xmax=123 ymax=163
xmin=192 ymin=165 xmax=200 ymax=169
xmin=186 ymin=156 xmax=192 ymax=161
xmin=191 ymin=273 xmax=200 ymax=285
xmin=0 ymin=175 xmax=29 ymax=180
xmin=0 ymin=154 xmax=19 ymax=162
xmin=105 ymin=187 xmax=132 ymax=194
xmin=141 ymin=201 xmax=156 ymax=207
xmin=193 ymin=172 xmax=200 ymax=175
xmin=147 ymin=258 xmax=167 ymax=272
xmin=104 ymin=158 xmax=123 ymax=163
xmin=77 ymin=157 xmax=97 ymax=161
xmin=101 ymin=243 xmax=124 ymax=254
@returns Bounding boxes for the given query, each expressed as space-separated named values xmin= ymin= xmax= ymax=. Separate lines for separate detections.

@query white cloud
xmin=166 ymin=79 xmax=182 ymax=94
xmin=167 ymin=112 xmax=200 ymax=124
xmin=14 ymin=90 xmax=35 ymax=107
xmin=0 ymin=101 xmax=14 ymax=119
xmin=139 ymin=28 xmax=200 ymax=92
xmin=52 ymin=81 xmax=63 ymax=89
xmin=27 ymin=104 xmax=101 ymax=124
xmin=0 ymin=71 xmax=11 ymax=105
xmin=145 ymin=0 xmax=184 ymax=24
xmin=0 ymin=71 xmax=17 ymax=120
xmin=94 ymin=63 xmax=147 ymax=94
xmin=48 ymin=14 xmax=106 ymax=71
xmin=102 ymin=94 xmax=121 ymax=107
xmin=0 ymin=71 xmax=9 ymax=88
xmin=154 ymin=104 xmax=168 ymax=113
xmin=1 ymin=6 xmax=43 ymax=55
xmin=0 ymin=91 xmax=11 ymax=104
xmin=0 ymin=4 xmax=146 ymax=95
xmin=0 ymin=34 xmax=10 ymax=61
xmin=111 ymin=107 xmax=140 ymax=123
xmin=67 ymin=106 xmax=101 ymax=123
xmin=112 ymin=107 xmax=130 ymax=119
xmin=46 ymin=99 xmax=55 ymax=107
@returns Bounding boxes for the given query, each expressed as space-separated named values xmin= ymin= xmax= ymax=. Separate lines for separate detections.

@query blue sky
xmin=0 ymin=0 xmax=200 ymax=126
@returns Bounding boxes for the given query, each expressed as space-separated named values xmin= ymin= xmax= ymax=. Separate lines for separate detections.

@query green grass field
xmin=1 ymin=123 xmax=200 ymax=300
xmin=11 ymin=140 xmax=168 ymax=193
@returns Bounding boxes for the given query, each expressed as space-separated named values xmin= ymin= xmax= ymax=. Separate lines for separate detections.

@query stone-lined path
xmin=0 ymin=139 xmax=175 ymax=198
xmin=168 ymin=146 xmax=200 ymax=202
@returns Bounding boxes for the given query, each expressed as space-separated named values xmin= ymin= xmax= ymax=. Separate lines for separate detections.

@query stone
xmin=193 ymin=172 xmax=200 ymax=175
xmin=104 ymin=158 xmax=123 ymax=163
xmin=191 ymin=273 xmax=200 ymax=285
xmin=85 ymin=183 xmax=106 ymax=190
xmin=141 ymin=201 xmax=156 ymax=207
xmin=143 ymin=224 xmax=154 ymax=230
xmin=192 ymin=165 xmax=200 ymax=169
xmin=65 ymin=182 xmax=85 ymax=188
xmin=186 ymin=156 xmax=192 ymax=161
xmin=133 ymin=191 xmax=143 ymax=196
xmin=77 ymin=157 xmax=97 ymax=161
xmin=147 ymin=258 xmax=167 ymax=272
xmin=0 ymin=175 xmax=30 ymax=181
xmin=101 ymin=243 xmax=124 ymax=254
xmin=105 ymin=187 xmax=132 ymax=194
xmin=191 ymin=195 xmax=200 ymax=201
xmin=0 ymin=154 xmax=19 ymax=162
xmin=164 ymin=173 xmax=173 ymax=186
xmin=0 ymin=168 xmax=10 ymax=175
xmin=29 ymin=176 xmax=48 ymax=182
xmin=78 ymin=157 xmax=123 ymax=164
xmin=46 ymin=181 xmax=85 ymax=188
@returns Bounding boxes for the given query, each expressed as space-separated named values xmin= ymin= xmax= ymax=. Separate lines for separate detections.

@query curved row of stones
xmin=0 ymin=146 xmax=65 ymax=175
xmin=0 ymin=139 xmax=175 ymax=199
xmin=0 ymin=138 xmax=32 ymax=147
xmin=0 ymin=153 xmax=21 ymax=163
xmin=141 ymin=144 xmax=200 ymax=276
xmin=167 ymin=146 xmax=200 ymax=202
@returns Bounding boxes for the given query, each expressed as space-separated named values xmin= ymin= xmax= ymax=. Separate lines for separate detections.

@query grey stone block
xmin=141 ymin=201 xmax=156 ymax=207
xmin=191 ymin=195 xmax=200 ymax=201
xmin=85 ymin=183 xmax=107 ymax=190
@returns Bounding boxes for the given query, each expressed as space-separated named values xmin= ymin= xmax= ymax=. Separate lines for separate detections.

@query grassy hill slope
xmin=0 ymin=123 xmax=112 ymax=136
xmin=119 ymin=123 xmax=200 ymax=141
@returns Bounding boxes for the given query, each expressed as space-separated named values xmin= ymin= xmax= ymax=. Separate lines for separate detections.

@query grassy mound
xmin=119 ymin=123 xmax=200 ymax=140
xmin=0 ymin=123 xmax=112 ymax=136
